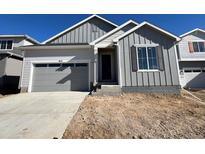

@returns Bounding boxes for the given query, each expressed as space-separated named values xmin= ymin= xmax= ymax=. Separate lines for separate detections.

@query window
xmin=62 ymin=63 xmax=74 ymax=67
xmin=137 ymin=46 xmax=158 ymax=70
xmin=76 ymin=63 xmax=88 ymax=67
xmin=48 ymin=64 xmax=61 ymax=67
xmin=35 ymin=64 xmax=48 ymax=67
xmin=0 ymin=40 xmax=13 ymax=50
xmin=7 ymin=41 xmax=13 ymax=49
xmin=184 ymin=70 xmax=192 ymax=73
xmin=192 ymin=42 xmax=205 ymax=52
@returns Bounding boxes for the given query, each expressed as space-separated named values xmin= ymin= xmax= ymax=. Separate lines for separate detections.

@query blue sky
xmin=0 ymin=14 xmax=205 ymax=42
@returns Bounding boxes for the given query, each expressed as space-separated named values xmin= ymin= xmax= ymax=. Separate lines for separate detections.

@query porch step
xmin=93 ymin=85 xmax=122 ymax=96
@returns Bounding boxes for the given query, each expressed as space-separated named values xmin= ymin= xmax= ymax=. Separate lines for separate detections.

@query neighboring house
xmin=0 ymin=35 xmax=39 ymax=92
xmin=20 ymin=15 xmax=181 ymax=93
xmin=177 ymin=28 xmax=205 ymax=89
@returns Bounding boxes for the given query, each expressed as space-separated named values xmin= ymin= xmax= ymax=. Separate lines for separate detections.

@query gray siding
xmin=0 ymin=55 xmax=7 ymax=76
xmin=178 ymin=31 xmax=205 ymax=60
xmin=5 ymin=57 xmax=22 ymax=76
xmin=119 ymin=25 xmax=180 ymax=87
xmin=48 ymin=17 xmax=116 ymax=44
xmin=0 ymin=55 xmax=7 ymax=88
xmin=96 ymin=22 xmax=137 ymax=46
xmin=0 ymin=55 xmax=22 ymax=89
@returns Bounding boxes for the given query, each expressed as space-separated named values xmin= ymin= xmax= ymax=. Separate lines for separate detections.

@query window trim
xmin=191 ymin=41 xmax=205 ymax=53
xmin=0 ymin=40 xmax=14 ymax=50
xmin=135 ymin=44 xmax=159 ymax=72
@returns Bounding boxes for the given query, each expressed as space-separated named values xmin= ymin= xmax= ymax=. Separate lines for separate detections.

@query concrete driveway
xmin=0 ymin=92 xmax=88 ymax=139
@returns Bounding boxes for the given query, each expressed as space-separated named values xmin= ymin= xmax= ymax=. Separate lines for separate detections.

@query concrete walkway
xmin=0 ymin=92 xmax=88 ymax=139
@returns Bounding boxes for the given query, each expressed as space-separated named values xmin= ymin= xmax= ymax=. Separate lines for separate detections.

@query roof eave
xmin=180 ymin=28 xmax=205 ymax=38
xmin=90 ymin=20 xmax=139 ymax=45
xmin=0 ymin=35 xmax=40 ymax=44
xmin=113 ymin=21 xmax=180 ymax=42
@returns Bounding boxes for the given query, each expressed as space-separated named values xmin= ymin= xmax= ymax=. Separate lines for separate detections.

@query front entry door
xmin=101 ymin=54 xmax=112 ymax=80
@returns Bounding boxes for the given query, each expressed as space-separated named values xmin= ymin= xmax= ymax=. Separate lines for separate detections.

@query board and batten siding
xmin=48 ymin=17 xmax=116 ymax=44
xmin=96 ymin=23 xmax=137 ymax=46
xmin=20 ymin=49 xmax=94 ymax=90
xmin=119 ymin=26 xmax=180 ymax=88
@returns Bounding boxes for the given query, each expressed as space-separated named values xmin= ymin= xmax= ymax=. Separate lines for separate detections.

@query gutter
xmin=0 ymin=51 xmax=23 ymax=59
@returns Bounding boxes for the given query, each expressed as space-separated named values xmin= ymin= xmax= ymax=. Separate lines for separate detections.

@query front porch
xmin=94 ymin=46 xmax=119 ymax=85
xmin=93 ymin=46 xmax=121 ymax=95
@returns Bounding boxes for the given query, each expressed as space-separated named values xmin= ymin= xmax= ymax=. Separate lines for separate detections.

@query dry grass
xmin=63 ymin=91 xmax=205 ymax=139
xmin=189 ymin=90 xmax=205 ymax=102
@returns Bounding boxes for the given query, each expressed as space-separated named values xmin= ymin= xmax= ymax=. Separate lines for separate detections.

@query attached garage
xmin=31 ymin=63 xmax=89 ymax=92
xmin=180 ymin=68 xmax=205 ymax=89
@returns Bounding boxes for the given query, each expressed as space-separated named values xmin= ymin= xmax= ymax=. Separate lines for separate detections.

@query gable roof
xmin=180 ymin=28 xmax=205 ymax=38
xmin=113 ymin=21 xmax=180 ymax=42
xmin=90 ymin=20 xmax=138 ymax=45
xmin=43 ymin=14 xmax=118 ymax=44
xmin=0 ymin=35 xmax=39 ymax=44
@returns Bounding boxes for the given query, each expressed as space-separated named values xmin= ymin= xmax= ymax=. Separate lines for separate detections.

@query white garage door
xmin=32 ymin=63 xmax=89 ymax=92
xmin=180 ymin=68 xmax=205 ymax=88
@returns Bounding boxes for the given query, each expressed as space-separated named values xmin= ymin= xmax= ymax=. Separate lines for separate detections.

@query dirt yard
xmin=188 ymin=89 xmax=205 ymax=102
xmin=63 ymin=91 xmax=205 ymax=139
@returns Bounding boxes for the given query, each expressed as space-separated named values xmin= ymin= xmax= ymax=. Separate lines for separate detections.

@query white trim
xmin=116 ymin=42 xmax=122 ymax=87
xmin=180 ymin=28 xmax=205 ymax=38
xmin=0 ymin=35 xmax=39 ymax=44
xmin=43 ymin=14 xmax=118 ymax=44
xmin=137 ymin=70 xmax=160 ymax=72
xmin=174 ymin=43 xmax=181 ymax=86
xmin=188 ymin=40 xmax=205 ymax=42
xmin=136 ymin=45 xmax=159 ymax=71
xmin=28 ymin=63 xmax=34 ymax=92
xmin=134 ymin=43 xmax=159 ymax=47
xmin=113 ymin=21 xmax=180 ymax=42
xmin=0 ymin=39 xmax=14 ymax=50
xmin=90 ymin=20 xmax=138 ymax=45
xmin=179 ymin=58 xmax=205 ymax=61
xmin=19 ymin=57 xmax=25 ymax=89
xmin=28 ymin=59 xmax=91 ymax=92
xmin=94 ymin=46 xmax=98 ymax=85
xmin=189 ymin=41 xmax=205 ymax=53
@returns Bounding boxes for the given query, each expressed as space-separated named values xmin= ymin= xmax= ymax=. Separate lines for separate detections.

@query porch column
xmin=94 ymin=46 xmax=98 ymax=85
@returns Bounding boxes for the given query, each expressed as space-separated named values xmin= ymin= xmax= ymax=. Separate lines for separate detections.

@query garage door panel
xmin=181 ymin=69 xmax=205 ymax=88
xmin=32 ymin=63 xmax=89 ymax=92
xmin=184 ymin=72 xmax=205 ymax=88
xmin=33 ymin=74 xmax=72 ymax=81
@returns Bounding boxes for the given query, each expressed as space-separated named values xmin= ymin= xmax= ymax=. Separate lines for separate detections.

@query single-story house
xmin=0 ymin=35 xmax=39 ymax=92
xmin=19 ymin=14 xmax=181 ymax=94
xmin=177 ymin=28 xmax=205 ymax=89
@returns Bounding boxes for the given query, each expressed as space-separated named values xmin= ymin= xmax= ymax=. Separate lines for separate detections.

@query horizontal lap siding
xmin=119 ymin=26 xmax=180 ymax=87
xmin=49 ymin=17 xmax=115 ymax=44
